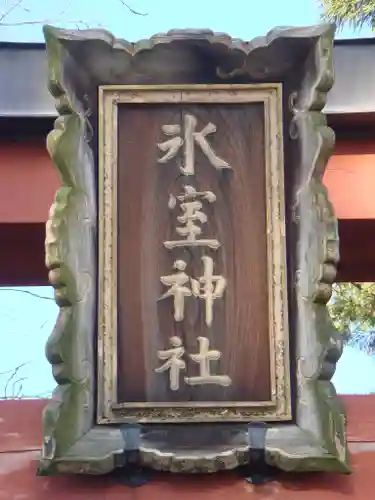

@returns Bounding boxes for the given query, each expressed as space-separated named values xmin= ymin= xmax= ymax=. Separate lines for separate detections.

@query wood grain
xmin=117 ymin=102 xmax=271 ymax=404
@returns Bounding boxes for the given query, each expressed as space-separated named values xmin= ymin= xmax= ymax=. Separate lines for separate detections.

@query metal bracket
xmin=242 ymin=422 xmax=279 ymax=485
xmin=114 ymin=423 xmax=151 ymax=487
xmin=114 ymin=421 xmax=278 ymax=485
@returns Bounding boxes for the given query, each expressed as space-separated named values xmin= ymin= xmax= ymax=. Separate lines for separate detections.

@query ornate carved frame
xmin=40 ymin=24 xmax=350 ymax=475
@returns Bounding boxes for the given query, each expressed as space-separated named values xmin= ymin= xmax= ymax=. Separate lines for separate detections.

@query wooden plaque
xmin=97 ymin=85 xmax=290 ymax=423
xmin=40 ymin=24 xmax=350 ymax=476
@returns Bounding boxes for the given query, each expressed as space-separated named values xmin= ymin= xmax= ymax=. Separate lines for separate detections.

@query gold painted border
xmin=97 ymin=84 xmax=291 ymax=424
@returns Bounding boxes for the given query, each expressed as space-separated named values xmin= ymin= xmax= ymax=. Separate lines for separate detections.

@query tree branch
xmin=0 ymin=0 xmax=23 ymax=22
xmin=117 ymin=0 xmax=147 ymax=16
xmin=0 ymin=0 xmax=147 ymax=26
xmin=2 ymin=362 xmax=30 ymax=399
xmin=0 ymin=19 xmax=89 ymax=27
xmin=0 ymin=288 xmax=54 ymax=300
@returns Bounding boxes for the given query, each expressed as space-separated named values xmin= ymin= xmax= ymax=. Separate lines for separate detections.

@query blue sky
xmin=1 ymin=287 xmax=57 ymax=398
xmin=2 ymin=285 xmax=375 ymax=398
xmin=1 ymin=0 xmax=375 ymax=399
xmin=0 ymin=0 xmax=373 ymax=42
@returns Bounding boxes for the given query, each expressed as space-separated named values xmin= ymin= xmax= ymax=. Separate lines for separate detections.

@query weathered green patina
xmin=39 ymin=23 xmax=350 ymax=476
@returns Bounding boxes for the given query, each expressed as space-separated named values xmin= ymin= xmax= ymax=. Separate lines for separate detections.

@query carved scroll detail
xmin=39 ymin=28 xmax=99 ymax=475
xmin=291 ymin=26 xmax=349 ymax=473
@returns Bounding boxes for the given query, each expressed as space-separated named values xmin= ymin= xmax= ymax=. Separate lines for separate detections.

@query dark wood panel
xmin=337 ymin=219 xmax=375 ymax=283
xmin=0 ymin=223 xmax=49 ymax=286
xmin=117 ymin=103 xmax=271 ymax=404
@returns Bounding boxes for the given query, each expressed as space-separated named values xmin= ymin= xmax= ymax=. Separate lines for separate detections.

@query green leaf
xmin=329 ymin=282 xmax=375 ymax=341
xmin=319 ymin=0 xmax=375 ymax=30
